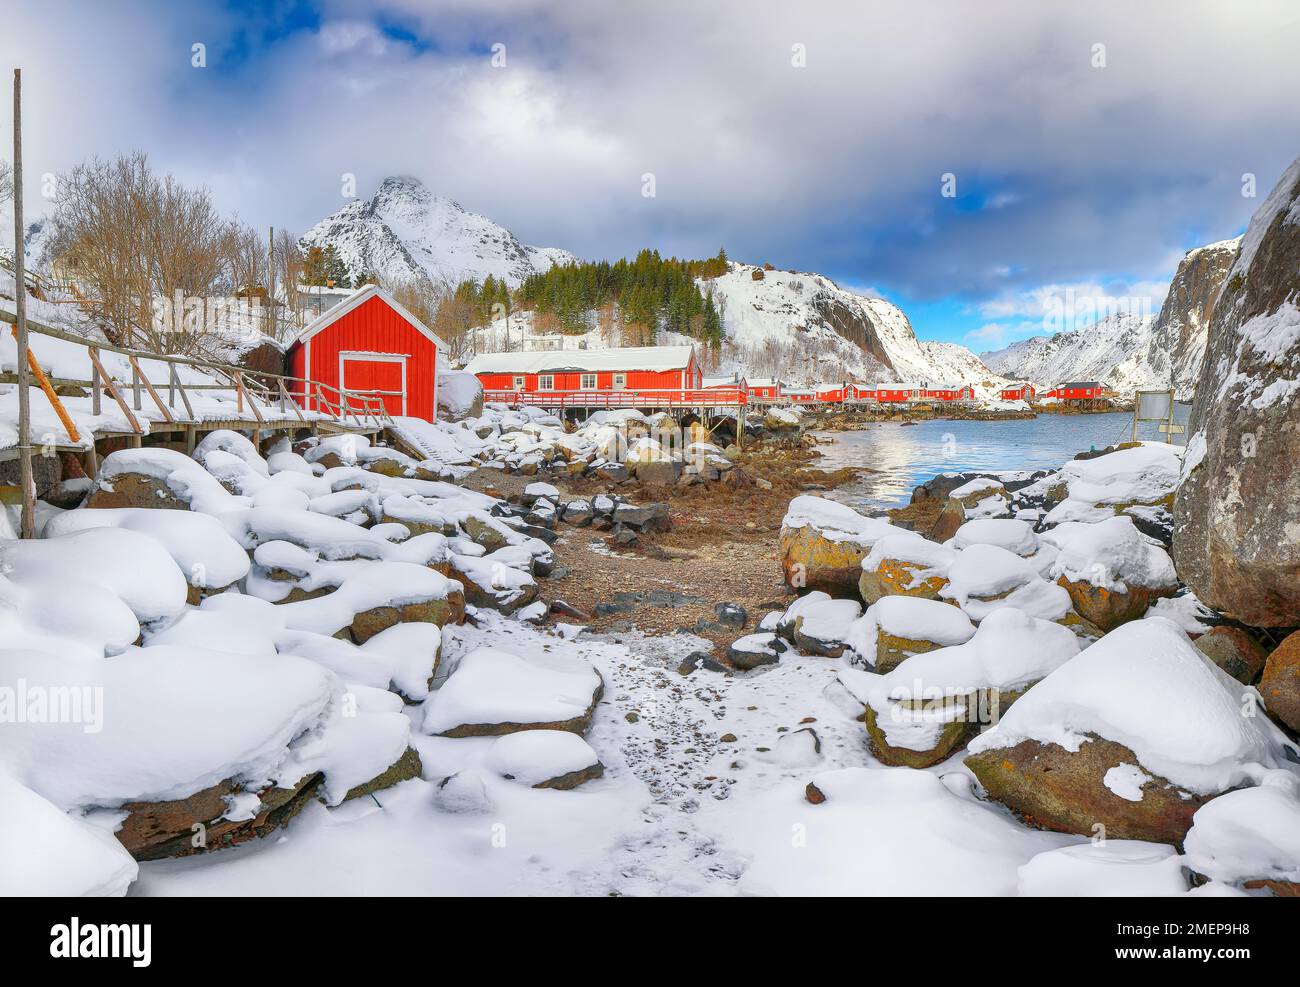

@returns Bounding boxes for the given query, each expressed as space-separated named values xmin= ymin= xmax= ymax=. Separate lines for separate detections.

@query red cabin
xmin=1000 ymin=384 xmax=1036 ymax=401
xmin=747 ymin=378 xmax=782 ymax=400
xmin=1050 ymin=380 xmax=1103 ymax=400
xmin=287 ymin=284 xmax=447 ymax=420
xmin=784 ymin=388 xmax=817 ymax=403
xmin=847 ymin=383 xmax=877 ymax=401
xmin=816 ymin=386 xmax=846 ymax=403
xmin=876 ymin=383 xmax=921 ymax=403
xmin=466 ymin=344 xmax=702 ymax=395
xmin=920 ymin=384 xmax=975 ymax=402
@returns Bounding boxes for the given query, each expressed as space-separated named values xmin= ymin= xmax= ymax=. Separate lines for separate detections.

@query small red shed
xmin=747 ymin=378 xmax=782 ymax=400
xmin=287 ymin=284 xmax=447 ymax=420
xmin=1000 ymin=384 xmax=1036 ymax=401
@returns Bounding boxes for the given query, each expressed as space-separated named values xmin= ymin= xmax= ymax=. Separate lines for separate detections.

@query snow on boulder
xmin=0 ymin=775 xmax=139 ymax=896
xmin=1031 ymin=443 xmax=1181 ymax=525
xmin=285 ymin=707 xmax=419 ymax=806
xmin=939 ymin=543 xmax=1073 ymax=624
xmin=422 ymin=647 xmax=603 ymax=738
xmin=780 ymin=595 xmax=861 ymax=658
xmin=3 ymin=527 xmax=188 ymax=626
xmin=43 ymin=506 xmax=251 ymax=598
xmin=965 ymin=617 xmax=1296 ymax=844
xmin=1016 ymin=841 xmax=1188 ymax=897
xmin=449 ymin=551 xmax=539 ymax=613
xmin=1043 ymin=516 xmax=1178 ymax=631
xmin=738 ymin=767 xmax=1074 ymax=896
xmin=844 ymin=595 xmax=976 ymax=672
xmin=0 ymin=569 xmax=140 ymax=661
xmin=193 ymin=429 xmax=270 ymax=476
xmin=949 ymin=518 xmax=1038 ymax=557
xmin=88 ymin=447 xmax=247 ymax=515
xmin=950 ymin=477 xmax=1011 ymax=519
xmin=1182 ymin=775 xmax=1300 ymax=891
xmin=359 ymin=621 xmax=444 ymax=701
xmin=0 ymin=644 xmax=334 ymax=859
xmin=277 ymin=561 xmax=465 ymax=641
xmin=859 ymin=534 xmax=958 ymax=604
xmin=484 ymin=730 xmax=605 ymax=789
xmin=780 ymin=495 xmax=915 ymax=596
xmin=862 ymin=608 xmax=1080 ymax=769
xmin=726 ymin=631 xmax=786 ymax=671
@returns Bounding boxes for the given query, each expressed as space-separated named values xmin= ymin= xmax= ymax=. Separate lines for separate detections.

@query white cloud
xmin=2 ymin=0 xmax=1296 ymax=316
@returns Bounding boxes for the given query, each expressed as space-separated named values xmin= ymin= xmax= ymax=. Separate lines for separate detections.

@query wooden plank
xmin=127 ymin=355 xmax=174 ymax=423
xmin=232 ymin=371 xmax=265 ymax=425
xmin=86 ymin=346 xmax=142 ymax=434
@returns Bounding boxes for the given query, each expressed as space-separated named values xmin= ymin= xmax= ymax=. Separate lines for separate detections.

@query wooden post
xmin=12 ymin=70 xmax=34 ymax=537
xmin=91 ymin=358 xmax=102 ymax=415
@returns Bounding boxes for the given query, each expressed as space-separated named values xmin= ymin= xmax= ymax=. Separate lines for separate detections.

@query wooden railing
xmin=0 ymin=308 xmax=393 ymax=442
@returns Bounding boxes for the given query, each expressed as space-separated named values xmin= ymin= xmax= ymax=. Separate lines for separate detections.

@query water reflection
xmin=813 ymin=408 xmax=1191 ymax=512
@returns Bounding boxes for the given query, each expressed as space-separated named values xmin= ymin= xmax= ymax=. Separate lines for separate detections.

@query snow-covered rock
xmin=422 ymin=647 xmax=603 ymax=737
xmin=966 ymin=617 xmax=1298 ymax=844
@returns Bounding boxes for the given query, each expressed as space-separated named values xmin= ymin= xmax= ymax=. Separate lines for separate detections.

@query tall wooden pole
xmin=12 ymin=69 xmax=34 ymax=538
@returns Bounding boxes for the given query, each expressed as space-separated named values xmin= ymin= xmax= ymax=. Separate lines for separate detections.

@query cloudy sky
xmin=3 ymin=0 xmax=1298 ymax=348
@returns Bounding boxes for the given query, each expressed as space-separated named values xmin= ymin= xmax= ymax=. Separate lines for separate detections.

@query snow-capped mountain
xmin=703 ymin=263 xmax=1009 ymax=388
xmin=300 ymin=176 xmax=578 ymax=289
xmin=982 ymin=237 xmax=1241 ymax=398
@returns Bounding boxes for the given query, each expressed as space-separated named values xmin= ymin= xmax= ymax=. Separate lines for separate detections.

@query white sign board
xmin=1137 ymin=390 xmax=1173 ymax=420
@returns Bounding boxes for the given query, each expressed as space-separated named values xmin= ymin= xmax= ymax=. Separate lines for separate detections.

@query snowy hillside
xmin=301 ymin=176 xmax=578 ymax=289
xmin=982 ymin=237 xmax=1241 ymax=398
xmin=703 ymin=264 xmax=1009 ymax=388
xmin=982 ymin=312 xmax=1155 ymax=389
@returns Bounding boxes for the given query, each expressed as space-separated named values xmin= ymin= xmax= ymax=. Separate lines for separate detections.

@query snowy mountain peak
xmin=981 ymin=235 xmax=1241 ymax=398
xmin=300 ymin=176 xmax=577 ymax=290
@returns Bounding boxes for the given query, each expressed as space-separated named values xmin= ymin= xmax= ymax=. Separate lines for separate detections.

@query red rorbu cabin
xmin=287 ymin=284 xmax=447 ymax=420
xmin=1050 ymin=381 xmax=1104 ymax=401
xmin=815 ymin=385 xmax=846 ymax=403
xmin=1000 ymin=384 xmax=1036 ymax=401
xmin=747 ymin=378 xmax=782 ymax=400
xmin=876 ymin=382 xmax=921 ymax=403
xmin=465 ymin=345 xmax=703 ymax=396
xmin=920 ymin=384 xmax=975 ymax=402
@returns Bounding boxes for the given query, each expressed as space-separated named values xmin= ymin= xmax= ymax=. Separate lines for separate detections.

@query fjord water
xmin=814 ymin=407 xmax=1192 ymax=511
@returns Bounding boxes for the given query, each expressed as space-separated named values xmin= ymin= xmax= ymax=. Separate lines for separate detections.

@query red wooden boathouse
xmin=286 ymin=284 xmax=448 ymax=420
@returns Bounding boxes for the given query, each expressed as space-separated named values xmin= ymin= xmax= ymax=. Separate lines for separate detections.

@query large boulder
xmin=1195 ymin=626 xmax=1269 ymax=686
xmin=1173 ymin=156 xmax=1300 ymax=627
xmin=422 ymin=647 xmax=603 ymax=737
xmin=859 ymin=534 xmax=957 ymax=604
xmin=1259 ymin=630 xmax=1300 ymax=733
xmin=437 ymin=370 xmax=484 ymax=422
xmin=1044 ymin=516 xmax=1178 ymax=631
xmin=965 ymin=618 xmax=1292 ymax=845
xmin=780 ymin=496 xmax=909 ymax=597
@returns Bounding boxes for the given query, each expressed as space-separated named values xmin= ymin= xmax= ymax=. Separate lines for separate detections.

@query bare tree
xmin=0 ymin=159 xmax=12 ymax=205
xmin=47 ymin=152 xmax=233 ymax=352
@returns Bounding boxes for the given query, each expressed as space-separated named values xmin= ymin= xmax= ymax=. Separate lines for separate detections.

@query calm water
xmin=814 ymin=407 xmax=1191 ymax=511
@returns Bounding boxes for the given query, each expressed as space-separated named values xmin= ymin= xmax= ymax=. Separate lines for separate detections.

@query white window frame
xmin=512 ymin=375 xmax=525 ymax=390
xmin=338 ymin=350 xmax=408 ymax=416
xmin=613 ymin=373 xmax=626 ymax=390
xmin=539 ymin=374 xmax=555 ymax=391
xmin=581 ymin=373 xmax=597 ymax=389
